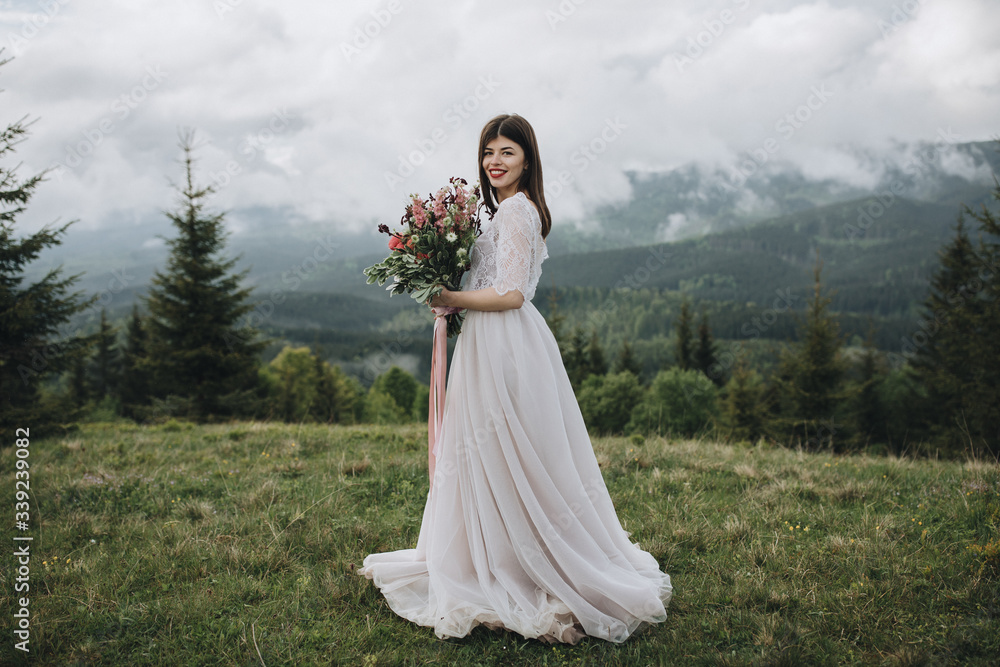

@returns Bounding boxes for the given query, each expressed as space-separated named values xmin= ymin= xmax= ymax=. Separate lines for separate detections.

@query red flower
xmin=388 ymin=235 xmax=405 ymax=252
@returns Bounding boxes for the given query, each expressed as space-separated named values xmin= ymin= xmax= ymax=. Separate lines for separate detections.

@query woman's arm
xmin=430 ymin=285 xmax=523 ymax=311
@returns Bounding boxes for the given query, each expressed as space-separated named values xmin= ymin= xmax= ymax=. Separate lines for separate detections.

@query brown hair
xmin=477 ymin=113 xmax=552 ymax=238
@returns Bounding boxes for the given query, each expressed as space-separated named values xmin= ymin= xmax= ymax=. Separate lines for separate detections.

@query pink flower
xmin=432 ymin=191 xmax=448 ymax=219
xmin=411 ymin=202 xmax=428 ymax=229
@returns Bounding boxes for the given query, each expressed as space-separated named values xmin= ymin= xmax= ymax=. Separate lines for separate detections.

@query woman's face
xmin=483 ymin=135 xmax=526 ymax=197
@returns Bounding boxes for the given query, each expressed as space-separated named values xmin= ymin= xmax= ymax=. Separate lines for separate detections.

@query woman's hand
xmin=429 ymin=286 xmax=452 ymax=308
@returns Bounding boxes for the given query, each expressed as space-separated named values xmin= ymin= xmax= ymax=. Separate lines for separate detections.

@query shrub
xmin=626 ymin=367 xmax=718 ymax=437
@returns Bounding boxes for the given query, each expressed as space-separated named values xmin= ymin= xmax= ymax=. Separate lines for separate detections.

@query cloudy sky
xmin=2 ymin=0 xmax=998 ymax=238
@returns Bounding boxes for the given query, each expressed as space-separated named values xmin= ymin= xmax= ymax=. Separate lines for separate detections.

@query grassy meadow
xmin=2 ymin=420 xmax=998 ymax=666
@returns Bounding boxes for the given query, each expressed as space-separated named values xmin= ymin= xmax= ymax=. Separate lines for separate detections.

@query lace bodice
xmin=465 ymin=192 xmax=548 ymax=302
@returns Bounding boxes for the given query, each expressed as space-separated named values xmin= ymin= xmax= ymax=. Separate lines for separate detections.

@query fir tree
xmin=68 ymin=354 xmax=89 ymax=409
xmin=613 ymin=337 xmax=642 ymax=378
xmin=695 ymin=311 xmax=722 ymax=386
xmin=847 ymin=328 xmax=886 ymax=451
xmin=119 ymin=304 xmax=150 ymax=418
xmin=144 ymin=131 xmax=267 ymax=421
xmin=961 ymin=183 xmax=1000 ymax=455
xmin=89 ymin=308 xmax=120 ymax=401
xmin=776 ymin=258 xmax=846 ymax=450
xmin=910 ymin=194 xmax=1000 ymax=457
xmin=564 ymin=326 xmax=589 ymax=389
xmin=311 ymin=349 xmax=339 ymax=424
xmin=908 ymin=215 xmax=979 ymax=437
xmin=545 ymin=286 xmax=566 ymax=356
xmin=675 ymin=297 xmax=694 ymax=370
xmin=586 ymin=329 xmax=607 ymax=377
xmin=722 ymin=357 xmax=765 ymax=443
xmin=0 ymin=54 xmax=96 ymax=439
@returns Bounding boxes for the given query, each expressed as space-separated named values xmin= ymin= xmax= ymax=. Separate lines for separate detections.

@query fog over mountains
xmin=30 ymin=139 xmax=998 ymax=305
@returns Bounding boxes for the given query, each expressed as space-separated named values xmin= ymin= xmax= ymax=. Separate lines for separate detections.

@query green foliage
xmin=695 ymin=310 xmax=722 ymax=386
xmin=0 ymin=57 xmax=96 ymax=441
xmin=360 ymin=366 xmax=423 ymax=425
xmin=675 ymin=296 xmax=693 ymax=370
xmin=845 ymin=332 xmax=888 ymax=452
xmin=363 ymin=388 xmax=407 ymax=425
xmin=577 ymin=371 xmax=644 ymax=435
xmin=774 ymin=259 xmax=848 ymax=450
xmin=260 ymin=345 xmax=360 ymax=424
xmin=908 ymin=201 xmax=1000 ymax=458
xmin=143 ymin=132 xmax=268 ymax=421
xmin=626 ymin=367 xmax=718 ymax=437
xmin=89 ymin=308 xmax=121 ymax=401
xmin=119 ymin=303 xmax=150 ymax=418
xmin=722 ymin=358 xmax=766 ymax=443
xmin=585 ymin=329 xmax=607 ymax=377
xmin=612 ymin=337 xmax=642 ymax=378
xmin=371 ymin=366 xmax=419 ymax=419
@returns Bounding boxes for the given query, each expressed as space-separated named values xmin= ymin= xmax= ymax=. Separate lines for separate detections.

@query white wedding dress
xmin=358 ymin=192 xmax=672 ymax=643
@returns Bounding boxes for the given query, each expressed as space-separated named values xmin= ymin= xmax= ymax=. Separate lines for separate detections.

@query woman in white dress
xmin=358 ymin=114 xmax=672 ymax=644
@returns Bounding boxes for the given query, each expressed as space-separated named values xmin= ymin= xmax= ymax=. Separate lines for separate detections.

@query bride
xmin=358 ymin=113 xmax=672 ymax=644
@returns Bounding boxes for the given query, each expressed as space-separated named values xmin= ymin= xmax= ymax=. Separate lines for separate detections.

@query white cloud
xmin=1 ymin=0 xmax=997 ymax=238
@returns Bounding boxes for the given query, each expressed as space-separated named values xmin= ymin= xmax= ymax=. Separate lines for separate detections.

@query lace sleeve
xmin=493 ymin=197 xmax=541 ymax=299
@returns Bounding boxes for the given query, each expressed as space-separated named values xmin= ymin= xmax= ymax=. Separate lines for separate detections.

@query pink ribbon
xmin=428 ymin=306 xmax=460 ymax=487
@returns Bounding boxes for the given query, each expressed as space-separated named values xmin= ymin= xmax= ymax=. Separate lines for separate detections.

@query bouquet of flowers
xmin=363 ymin=177 xmax=482 ymax=337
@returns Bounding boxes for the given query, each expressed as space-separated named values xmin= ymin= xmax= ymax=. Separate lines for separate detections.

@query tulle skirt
xmin=358 ymin=301 xmax=672 ymax=643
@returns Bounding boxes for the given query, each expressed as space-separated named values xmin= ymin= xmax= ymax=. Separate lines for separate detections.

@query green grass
xmin=2 ymin=420 xmax=998 ymax=666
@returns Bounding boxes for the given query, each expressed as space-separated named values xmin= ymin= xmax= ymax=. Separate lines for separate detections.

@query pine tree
xmin=89 ymin=308 xmax=120 ymax=401
xmin=0 ymin=54 xmax=96 ymax=439
xmin=675 ymin=297 xmax=694 ymax=370
xmin=68 ymin=354 xmax=89 ymax=409
xmin=776 ymin=258 xmax=846 ymax=450
xmin=722 ymin=357 xmax=765 ymax=443
xmin=119 ymin=304 xmax=150 ymax=418
xmin=909 ymin=186 xmax=1000 ymax=457
xmin=144 ymin=131 xmax=267 ymax=421
xmin=311 ymin=349 xmax=338 ymax=424
xmin=961 ymin=183 xmax=1000 ymax=455
xmin=908 ymin=214 xmax=985 ymax=453
xmin=695 ymin=311 xmax=722 ymax=386
xmin=847 ymin=328 xmax=886 ymax=451
xmin=585 ymin=329 xmax=607 ymax=377
xmin=565 ymin=326 xmax=589 ymax=389
xmin=613 ymin=337 xmax=642 ymax=378
xmin=545 ymin=286 xmax=566 ymax=356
